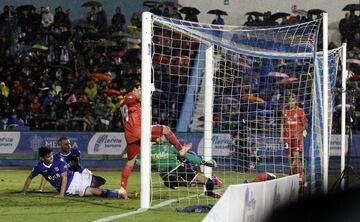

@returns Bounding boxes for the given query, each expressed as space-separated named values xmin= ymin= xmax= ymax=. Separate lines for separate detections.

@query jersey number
xmin=120 ymin=105 xmax=129 ymax=122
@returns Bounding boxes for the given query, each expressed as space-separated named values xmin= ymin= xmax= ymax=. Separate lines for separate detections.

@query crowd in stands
xmin=0 ymin=3 xmax=359 ymax=132
xmin=0 ymin=4 xmax=142 ymax=131
xmin=241 ymin=9 xmax=360 ymax=132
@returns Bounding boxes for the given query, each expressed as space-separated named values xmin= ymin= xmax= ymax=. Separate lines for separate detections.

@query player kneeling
xmin=162 ymin=163 xmax=222 ymax=199
xmin=151 ymin=137 xmax=222 ymax=199
xmin=22 ymin=146 xmax=128 ymax=199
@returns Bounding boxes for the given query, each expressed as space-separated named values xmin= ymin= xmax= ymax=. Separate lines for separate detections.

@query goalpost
xmin=141 ymin=11 xmax=342 ymax=210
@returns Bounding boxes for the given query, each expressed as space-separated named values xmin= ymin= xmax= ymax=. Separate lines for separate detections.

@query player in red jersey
xmin=282 ymin=94 xmax=308 ymax=175
xmin=118 ymin=82 xmax=191 ymax=193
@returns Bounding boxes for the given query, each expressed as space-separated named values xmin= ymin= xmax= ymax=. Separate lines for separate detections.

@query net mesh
xmin=147 ymin=15 xmax=340 ymax=208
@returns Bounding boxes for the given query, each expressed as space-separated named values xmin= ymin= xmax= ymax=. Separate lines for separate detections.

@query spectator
xmin=96 ymin=6 xmax=107 ymax=32
xmin=6 ymin=111 xmax=24 ymax=129
xmin=149 ymin=3 xmax=162 ymax=16
xmin=163 ymin=7 xmax=170 ymax=17
xmin=111 ymin=7 xmax=125 ymax=31
xmin=0 ymin=82 xmax=9 ymax=97
xmin=30 ymin=96 xmax=41 ymax=113
xmin=86 ymin=7 xmax=97 ymax=26
xmin=130 ymin=13 xmax=141 ymax=28
xmin=27 ymin=8 xmax=41 ymax=32
xmin=184 ymin=13 xmax=198 ymax=22
xmin=54 ymin=6 xmax=71 ymax=29
xmin=212 ymin=13 xmax=224 ymax=25
xmin=171 ymin=7 xmax=182 ymax=20
xmin=339 ymin=12 xmax=353 ymax=43
xmin=41 ymin=6 xmax=54 ymax=29
xmin=84 ymin=80 xmax=97 ymax=101
xmin=244 ymin=16 xmax=254 ymax=26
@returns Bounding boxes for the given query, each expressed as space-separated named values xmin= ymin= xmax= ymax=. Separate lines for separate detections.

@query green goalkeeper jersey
xmin=135 ymin=142 xmax=202 ymax=174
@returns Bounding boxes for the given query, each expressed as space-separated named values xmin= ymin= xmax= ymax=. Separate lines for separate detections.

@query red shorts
xmin=284 ymin=136 xmax=303 ymax=156
xmin=127 ymin=141 xmax=141 ymax=160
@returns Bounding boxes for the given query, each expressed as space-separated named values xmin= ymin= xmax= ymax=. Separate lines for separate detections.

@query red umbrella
xmin=279 ymin=77 xmax=298 ymax=85
xmin=103 ymin=88 xmax=121 ymax=96
xmin=92 ymin=73 xmax=112 ymax=82
xmin=241 ymin=95 xmax=265 ymax=103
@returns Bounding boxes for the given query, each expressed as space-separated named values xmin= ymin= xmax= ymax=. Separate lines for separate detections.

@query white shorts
xmin=66 ymin=168 xmax=93 ymax=197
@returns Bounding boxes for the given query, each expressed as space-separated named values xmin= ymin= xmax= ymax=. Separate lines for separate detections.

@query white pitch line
xmin=92 ymin=208 xmax=148 ymax=222
xmin=92 ymin=193 xmax=201 ymax=222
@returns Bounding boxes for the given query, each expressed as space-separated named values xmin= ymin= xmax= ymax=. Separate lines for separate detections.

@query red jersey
xmin=283 ymin=107 xmax=308 ymax=138
xmin=120 ymin=92 xmax=141 ymax=143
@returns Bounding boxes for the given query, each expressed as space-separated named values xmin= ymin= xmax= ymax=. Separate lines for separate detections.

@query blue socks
xmin=101 ymin=189 xmax=118 ymax=198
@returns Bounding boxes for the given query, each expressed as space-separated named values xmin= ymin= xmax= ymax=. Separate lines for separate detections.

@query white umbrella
xmin=267 ymin=72 xmax=289 ymax=78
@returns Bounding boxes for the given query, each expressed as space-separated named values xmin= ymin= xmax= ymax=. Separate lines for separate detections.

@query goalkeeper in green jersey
xmin=136 ymin=138 xmax=222 ymax=199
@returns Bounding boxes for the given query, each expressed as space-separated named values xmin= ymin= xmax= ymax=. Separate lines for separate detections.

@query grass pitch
xmin=0 ymin=169 xmax=209 ymax=222
xmin=1 ymin=168 xmax=340 ymax=222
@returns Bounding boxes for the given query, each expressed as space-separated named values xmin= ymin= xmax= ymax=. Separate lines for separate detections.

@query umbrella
xmin=31 ymin=44 xmax=48 ymax=50
xmin=347 ymin=59 xmax=360 ymax=65
xmin=111 ymin=31 xmax=132 ymax=37
xmin=179 ymin=7 xmax=201 ymax=15
xmin=16 ymin=5 xmax=36 ymax=12
xmin=50 ymin=65 xmax=73 ymax=73
xmin=241 ymin=95 xmax=265 ymax=103
xmin=143 ymin=1 xmax=162 ymax=8
xmin=92 ymin=73 xmax=112 ymax=82
xmin=103 ymin=88 xmax=121 ymax=96
xmin=245 ymin=11 xmax=264 ymax=17
xmin=307 ymin=9 xmax=326 ymax=15
xmin=335 ymin=104 xmax=355 ymax=112
xmin=111 ymin=50 xmax=127 ymax=58
xmin=97 ymin=39 xmax=117 ymax=47
xmin=82 ymin=1 xmax=102 ymax=7
xmin=163 ymin=1 xmax=182 ymax=8
xmin=75 ymin=23 xmax=95 ymax=30
xmin=270 ymin=12 xmax=290 ymax=21
xmin=251 ymin=109 xmax=274 ymax=116
xmin=120 ymin=37 xmax=141 ymax=44
xmin=215 ymin=96 xmax=239 ymax=103
xmin=267 ymin=72 xmax=289 ymax=78
xmin=279 ymin=77 xmax=298 ymax=84
xmin=343 ymin=4 xmax=360 ymax=11
xmin=208 ymin=9 xmax=228 ymax=16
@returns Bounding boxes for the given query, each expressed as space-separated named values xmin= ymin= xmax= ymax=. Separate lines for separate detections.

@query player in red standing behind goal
xmin=118 ymin=82 xmax=191 ymax=195
xmin=282 ymin=94 xmax=308 ymax=176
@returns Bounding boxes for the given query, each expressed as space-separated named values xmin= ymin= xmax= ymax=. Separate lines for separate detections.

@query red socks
xmin=166 ymin=130 xmax=183 ymax=151
xmin=121 ymin=165 xmax=133 ymax=189
xmin=251 ymin=172 xmax=268 ymax=183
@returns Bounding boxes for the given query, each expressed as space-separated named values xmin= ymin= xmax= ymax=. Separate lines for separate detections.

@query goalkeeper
xmin=136 ymin=137 xmax=222 ymax=199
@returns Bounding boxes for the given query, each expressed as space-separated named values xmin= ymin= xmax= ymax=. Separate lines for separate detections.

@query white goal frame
xmin=140 ymin=12 xmax=337 ymax=208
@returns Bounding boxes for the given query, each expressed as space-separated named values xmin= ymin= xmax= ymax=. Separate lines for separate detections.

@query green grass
xmin=0 ymin=168 xmax=342 ymax=222
xmin=0 ymin=169 xmax=208 ymax=222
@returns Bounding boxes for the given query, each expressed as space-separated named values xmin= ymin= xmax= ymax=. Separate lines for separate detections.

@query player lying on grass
xmin=118 ymin=81 xmax=192 ymax=192
xmin=23 ymin=146 xmax=127 ymax=199
xmin=244 ymin=172 xmax=277 ymax=183
xmin=38 ymin=136 xmax=106 ymax=191
xmin=135 ymin=136 xmax=222 ymax=199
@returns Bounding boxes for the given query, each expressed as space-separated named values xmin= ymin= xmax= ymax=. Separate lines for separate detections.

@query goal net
xmin=141 ymin=12 xmax=341 ymax=209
